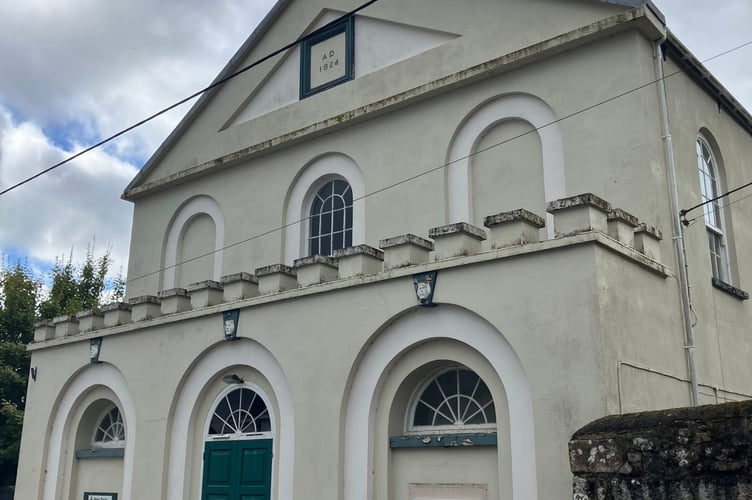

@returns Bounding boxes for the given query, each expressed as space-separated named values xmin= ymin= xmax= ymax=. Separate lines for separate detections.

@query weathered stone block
xmin=379 ymin=234 xmax=434 ymax=270
xmin=546 ymin=193 xmax=611 ymax=237
xmin=76 ymin=308 xmax=105 ymax=333
xmin=294 ymin=255 xmax=339 ymax=287
xmin=607 ymin=208 xmax=639 ymax=248
xmin=187 ymin=280 xmax=224 ymax=309
xmin=333 ymin=245 xmax=384 ymax=278
xmin=127 ymin=295 xmax=161 ymax=322
xmin=101 ymin=302 xmax=132 ymax=327
xmin=429 ymin=222 xmax=486 ymax=260
xmin=33 ymin=322 xmax=55 ymax=342
xmin=634 ymin=223 xmax=663 ymax=261
xmin=158 ymin=288 xmax=191 ymax=314
xmin=483 ymin=209 xmax=545 ymax=249
xmin=53 ymin=315 xmax=79 ymax=338
xmin=255 ymin=264 xmax=298 ymax=294
xmin=221 ymin=272 xmax=259 ymax=301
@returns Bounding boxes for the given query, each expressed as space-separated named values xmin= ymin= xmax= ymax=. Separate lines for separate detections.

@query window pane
xmin=309 ymin=179 xmax=354 ymax=256
xmin=321 ymin=212 xmax=332 ymax=236
xmin=411 ymin=368 xmax=496 ymax=430
xmin=208 ymin=387 xmax=270 ymax=436
xmin=333 ymin=205 xmax=344 ymax=233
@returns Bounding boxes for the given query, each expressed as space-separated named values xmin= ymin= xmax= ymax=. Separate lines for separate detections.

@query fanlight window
xmin=308 ymin=179 xmax=353 ymax=256
xmin=209 ymin=387 xmax=271 ymax=437
xmin=410 ymin=368 xmax=496 ymax=432
xmin=92 ymin=405 xmax=125 ymax=447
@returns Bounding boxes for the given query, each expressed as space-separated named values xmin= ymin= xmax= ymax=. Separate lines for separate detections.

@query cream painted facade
xmin=16 ymin=1 xmax=752 ymax=499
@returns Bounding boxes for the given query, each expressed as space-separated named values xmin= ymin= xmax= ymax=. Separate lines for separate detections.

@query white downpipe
xmin=654 ymin=40 xmax=699 ymax=406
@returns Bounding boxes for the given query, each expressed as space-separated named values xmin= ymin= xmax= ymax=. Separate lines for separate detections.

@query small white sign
xmin=309 ymin=32 xmax=347 ymax=89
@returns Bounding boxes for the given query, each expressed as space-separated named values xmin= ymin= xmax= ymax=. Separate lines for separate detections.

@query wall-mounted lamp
xmin=222 ymin=374 xmax=244 ymax=385
xmin=222 ymin=309 xmax=240 ymax=340
xmin=90 ymin=337 xmax=103 ymax=364
xmin=30 ymin=366 xmax=37 ymax=381
xmin=413 ymin=271 xmax=438 ymax=307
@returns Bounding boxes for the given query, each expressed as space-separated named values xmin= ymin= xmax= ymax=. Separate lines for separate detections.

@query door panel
xmin=202 ymin=439 xmax=272 ymax=500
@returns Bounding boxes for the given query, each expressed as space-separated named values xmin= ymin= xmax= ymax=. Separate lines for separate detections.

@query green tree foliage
xmin=0 ymin=262 xmax=38 ymax=345
xmin=38 ymin=245 xmax=112 ymax=321
xmin=0 ymin=261 xmax=38 ymax=487
xmin=0 ymin=246 xmax=115 ymax=487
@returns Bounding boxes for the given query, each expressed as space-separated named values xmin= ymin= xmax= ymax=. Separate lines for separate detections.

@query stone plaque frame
xmin=300 ymin=17 xmax=354 ymax=98
xmin=83 ymin=493 xmax=118 ymax=500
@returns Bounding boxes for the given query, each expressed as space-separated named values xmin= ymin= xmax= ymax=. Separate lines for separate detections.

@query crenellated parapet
xmin=32 ymin=193 xmax=669 ymax=344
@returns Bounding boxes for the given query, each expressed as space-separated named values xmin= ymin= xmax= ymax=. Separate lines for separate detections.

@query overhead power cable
xmin=122 ymin=38 xmax=752 ymax=286
xmin=0 ymin=0 xmax=380 ymax=198
xmin=680 ymin=178 xmax=752 ymax=226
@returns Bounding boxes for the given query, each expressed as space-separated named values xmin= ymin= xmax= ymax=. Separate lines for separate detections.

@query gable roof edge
xmin=122 ymin=0 xmax=664 ymax=200
xmin=122 ymin=0 xmax=292 ymax=199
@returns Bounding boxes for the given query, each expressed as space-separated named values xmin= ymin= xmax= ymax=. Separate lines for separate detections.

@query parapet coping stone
xmin=546 ymin=193 xmax=611 ymax=213
xmin=635 ymin=223 xmax=663 ymax=240
xmin=255 ymin=264 xmax=297 ymax=277
xmin=483 ymin=209 xmax=545 ymax=229
xmin=34 ymin=321 xmax=54 ymax=328
xmin=607 ymin=208 xmax=639 ymax=227
xmin=128 ymin=295 xmax=161 ymax=305
xmin=293 ymin=255 xmax=338 ymax=268
xmin=332 ymin=244 xmax=384 ymax=260
xmin=221 ymin=272 xmax=258 ymax=284
xmin=158 ymin=288 xmax=189 ymax=299
xmin=428 ymin=222 xmax=487 ymax=241
xmin=53 ymin=315 xmax=78 ymax=324
xmin=379 ymin=234 xmax=434 ymax=251
xmin=101 ymin=301 xmax=131 ymax=312
xmin=76 ymin=308 xmax=103 ymax=319
xmin=187 ymin=280 xmax=223 ymax=292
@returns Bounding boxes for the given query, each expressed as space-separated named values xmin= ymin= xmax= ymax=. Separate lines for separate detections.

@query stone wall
xmin=569 ymin=401 xmax=752 ymax=499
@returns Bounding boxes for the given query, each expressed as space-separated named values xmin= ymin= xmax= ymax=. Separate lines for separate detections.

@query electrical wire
xmin=122 ymin=38 xmax=752 ymax=286
xmin=680 ymin=179 xmax=752 ymax=225
xmin=0 ymin=0 xmax=381 ymax=198
xmin=0 ymin=7 xmax=750 ymax=285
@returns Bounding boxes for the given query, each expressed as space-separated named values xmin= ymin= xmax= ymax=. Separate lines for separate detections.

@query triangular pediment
xmin=225 ymin=11 xmax=459 ymax=128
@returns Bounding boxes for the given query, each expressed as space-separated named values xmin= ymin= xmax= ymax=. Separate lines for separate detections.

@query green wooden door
xmin=202 ymin=439 xmax=272 ymax=500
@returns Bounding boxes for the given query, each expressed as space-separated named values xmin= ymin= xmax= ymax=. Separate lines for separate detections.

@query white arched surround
xmin=344 ymin=306 xmax=538 ymax=500
xmin=44 ymin=364 xmax=136 ymax=500
xmin=447 ymin=93 xmax=565 ymax=238
xmin=166 ymin=339 xmax=294 ymax=500
xmin=283 ymin=153 xmax=366 ymax=265
xmin=162 ymin=195 xmax=225 ymax=289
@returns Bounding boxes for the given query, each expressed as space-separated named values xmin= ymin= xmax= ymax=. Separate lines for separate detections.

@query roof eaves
xmin=599 ymin=0 xmax=665 ymax=24
xmin=122 ymin=0 xmax=291 ymax=200
xmin=663 ymin=32 xmax=752 ymax=138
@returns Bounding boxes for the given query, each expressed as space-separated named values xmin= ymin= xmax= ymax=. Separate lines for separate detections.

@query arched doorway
xmin=201 ymin=384 xmax=274 ymax=500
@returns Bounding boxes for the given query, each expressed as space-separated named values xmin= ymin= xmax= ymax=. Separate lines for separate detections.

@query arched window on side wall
xmin=308 ymin=179 xmax=353 ymax=256
xmin=696 ymin=136 xmax=730 ymax=283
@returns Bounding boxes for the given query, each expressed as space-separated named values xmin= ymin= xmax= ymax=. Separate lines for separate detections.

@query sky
xmin=0 ymin=0 xmax=750 ymax=288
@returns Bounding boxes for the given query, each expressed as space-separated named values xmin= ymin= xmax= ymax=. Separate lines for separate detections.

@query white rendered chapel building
xmin=16 ymin=0 xmax=752 ymax=499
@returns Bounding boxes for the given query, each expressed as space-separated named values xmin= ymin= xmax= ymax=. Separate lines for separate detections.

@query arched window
xmin=697 ymin=136 xmax=729 ymax=282
xmin=92 ymin=405 xmax=125 ymax=448
xmin=308 ymin=179 xmax=353 ymax=256
xmin=408 ymin=367 xmax=496 ymax=433
xmin=208 ymin=386 xmax=272 ymax=438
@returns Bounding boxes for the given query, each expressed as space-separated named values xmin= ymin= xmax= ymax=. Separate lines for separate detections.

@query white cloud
xmin=0 ymin=0 xmax=277 ymax=280
xmin=0 ymin=107 xmax=136 ymax=274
